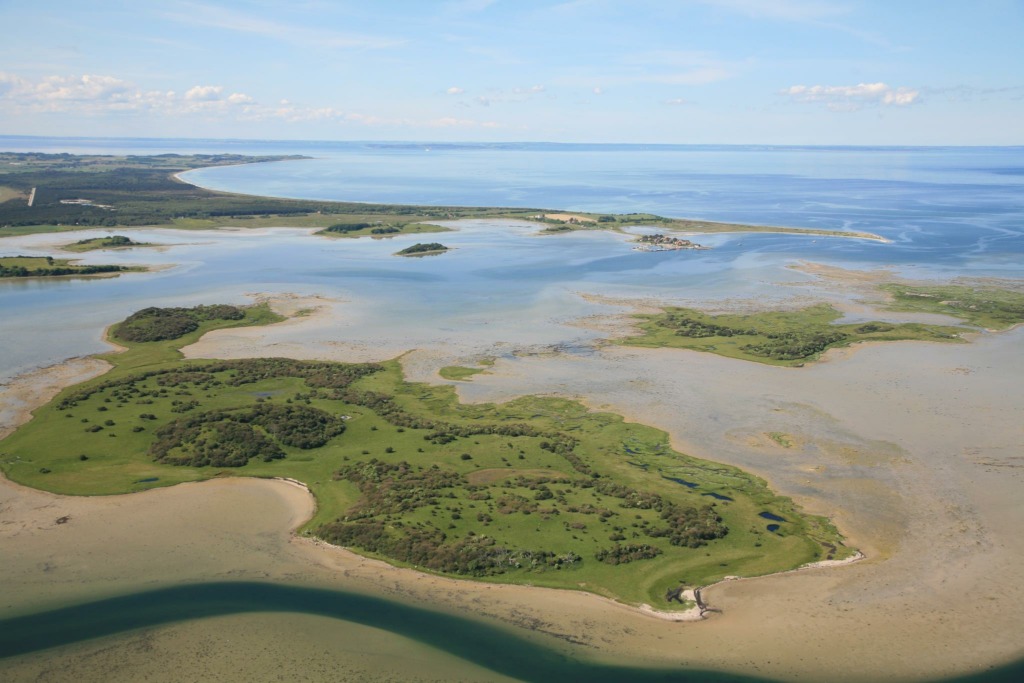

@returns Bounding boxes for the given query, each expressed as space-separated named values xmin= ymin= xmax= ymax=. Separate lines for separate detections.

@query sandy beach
xmin=2 ymin=275 xmax=1023 ymax=681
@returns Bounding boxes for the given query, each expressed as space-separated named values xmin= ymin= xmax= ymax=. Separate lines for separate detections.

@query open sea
xmin=1 ymin=137 xmax=1023 ymax=681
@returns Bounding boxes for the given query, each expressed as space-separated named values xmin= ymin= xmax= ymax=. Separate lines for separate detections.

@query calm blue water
xmin=1 ymin=137 xmax=1022 ymax=382
xmin=5 ymin=136 xmax=1023 ymax=273
xmin=180 ymin=143 xmax=1024 ymax=272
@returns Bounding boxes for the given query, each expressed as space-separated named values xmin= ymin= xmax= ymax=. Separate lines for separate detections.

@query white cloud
xmin=593 ymin=87 xmax=603 ymax=95
xmin=784 ymin=82 xmax=920 ymax=110
xmin=0 ymin=72 xmax=20 ymax=95
xmin=664 ymin=97 xmax=690 ymax=105
xmin=185 ymin=85 xmax=223 ymax=101
xmin=446 ymin=86 xmax=465 ymax=95
xmin=0 ymin=71 xmax=499 ymax=132
xmin=0 ymin=73 xmax=261 ymax=118
xmin=16 ymin=74 xmax=136 ymax=103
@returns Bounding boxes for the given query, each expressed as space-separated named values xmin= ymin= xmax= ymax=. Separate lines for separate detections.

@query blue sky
xmin=1 ymin=0 xmax=1022 ymax=144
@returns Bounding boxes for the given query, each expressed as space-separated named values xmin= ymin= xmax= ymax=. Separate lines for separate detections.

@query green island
xmin=1 ymin=152 xmax=885 ymax=242
xmin=395 ymin=242 xmax=450 ymax=257
xmin=0 ymin=306 xmax=852 ymax=609
xmin=618 ymin=285 xmax=1024 ymax=366
xmin=62 ymin=235 xmax=152 ymax=252
xmin=0 ymin=255 xmax=139 ymax=279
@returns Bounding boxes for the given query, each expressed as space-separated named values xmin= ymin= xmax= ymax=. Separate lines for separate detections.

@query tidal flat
xmin=2 ymin=279 xmax=1022 ymax=682
xmin=2 ymin=142 xmax=1023 ymax=680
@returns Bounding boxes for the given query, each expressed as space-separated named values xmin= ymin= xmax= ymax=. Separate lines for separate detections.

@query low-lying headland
xmin=0 ymin=304 xmax=852 ymax=610
xmin=1 ymin=152 xmax=885 ymax=243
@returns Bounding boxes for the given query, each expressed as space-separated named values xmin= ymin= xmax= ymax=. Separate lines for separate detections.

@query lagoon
xmin=2 ymin=138 xmax=1024 ymax=682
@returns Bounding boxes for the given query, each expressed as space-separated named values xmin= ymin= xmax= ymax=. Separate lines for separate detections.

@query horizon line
xmin=1 ymin=134 xmax=1022 ymax=151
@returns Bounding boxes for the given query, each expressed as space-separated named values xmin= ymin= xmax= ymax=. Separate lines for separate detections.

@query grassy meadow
xmin=882 ymin=283 xmax=1024 ymax=330
xmin=0 ymin=306 xmax=851 ymax=609
xmin=619 ymin=302 xmax=970 ymax=366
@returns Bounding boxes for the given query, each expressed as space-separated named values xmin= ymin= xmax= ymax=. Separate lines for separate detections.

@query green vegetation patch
xmin=395 ymin=242 xmax=449 ymax=256
xmin=619 ymin=303 xmax=966 ymax=366
xmin=0 ymin=306 xmax=852 ymax=607
xmin=113 ymin=304 xmax=247 ymax=343
xmin=438 ymin=366 xmax=487 ymax=381
xmin=63 ymin=235 xmax=151 ymax=252
xmin=0 ymin=255 xmax=135 ymax=279
xmin=881 ymin=283 xmax=1024 ymax=330
xmin=152 ymin=402 xmax=347 ymax=467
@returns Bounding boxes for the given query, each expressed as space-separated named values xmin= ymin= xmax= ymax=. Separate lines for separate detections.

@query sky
xmin=1 ymin=0 xmax=1022 ymax=145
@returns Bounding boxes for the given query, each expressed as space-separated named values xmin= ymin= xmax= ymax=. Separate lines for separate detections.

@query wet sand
xmin=2 ymin=282 xmax=1023 ymax=681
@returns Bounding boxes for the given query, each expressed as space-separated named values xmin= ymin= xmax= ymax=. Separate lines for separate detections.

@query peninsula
xmin=0 ymin=152 xmax=885 ymax=243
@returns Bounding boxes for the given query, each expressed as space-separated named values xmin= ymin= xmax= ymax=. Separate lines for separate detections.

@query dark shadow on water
xmin=1 ymin=582 xmax=764 ymax=682
xmin=2 ymin=582 xmax=1020 ymax=682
